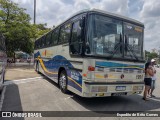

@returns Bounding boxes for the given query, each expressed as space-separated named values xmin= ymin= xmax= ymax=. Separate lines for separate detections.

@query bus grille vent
xmin=116 ymin=69 xmax=122 ymax=72
xmin=128 ymin=69 xmax=134 ymax=73
xmin=109 ymin=68 xmax=116 ymax=72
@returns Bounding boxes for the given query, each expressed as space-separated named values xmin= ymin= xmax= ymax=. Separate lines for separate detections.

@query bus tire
xmin=59 ymin=70 xmax=68 ymax=93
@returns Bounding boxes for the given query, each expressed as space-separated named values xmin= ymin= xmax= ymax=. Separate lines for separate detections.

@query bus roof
xmin=69 ymin=8 xmax=144 ymax=26
xmin=35 ymin=9 xmax=144 ymax=41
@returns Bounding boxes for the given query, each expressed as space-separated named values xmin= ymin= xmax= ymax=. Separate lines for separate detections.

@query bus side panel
xmin=34 ymin=45 xmax=84 ymax=96
xmin=57 ymin=45 xmax=83 ymax=96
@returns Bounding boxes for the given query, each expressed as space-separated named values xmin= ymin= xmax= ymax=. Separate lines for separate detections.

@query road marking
xmin=4 ymin=77 xmax=43 ymax=85
xmin=10 ymin=77 xmax=42 ymax=81
xmin=8 ymin=69 xmax=36 ymax=73
xmin=64 ymin=95 xmax=74 ymax=100
xmin=0 ymin=86 xmax=6 ymax=111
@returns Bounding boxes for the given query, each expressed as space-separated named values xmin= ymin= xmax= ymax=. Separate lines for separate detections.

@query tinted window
xmin=46 ymin=32 xmax=52 ymax=46
xmin=34 ymin=41 xmax=37 ymax=49
xmin=41 ymin=36 xmax=46 ymax=47
xmin=51 ymin=28 xmax=59 ymax=45
xmin=37 ymin=39 xmax=41 ymax=48
xmin=124 ymin=22 xmax=143 ymax=58
xmin=87 ymin=14 xmax=122 ymax=56
xmin=70 ymin=21 xmax=82 ymax=54
xmin=59 ymin=23 xmax=71 ymax=44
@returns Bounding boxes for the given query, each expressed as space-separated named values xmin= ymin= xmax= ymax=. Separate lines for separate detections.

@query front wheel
xmin=59 ymin=70 xmax=68 ymax=93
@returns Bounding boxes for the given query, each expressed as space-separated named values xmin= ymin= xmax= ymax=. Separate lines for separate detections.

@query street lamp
xmin=34 ymin=0 xmax=36 ymax=24
xmin=158 ymin=47 xmax=160 ymax=63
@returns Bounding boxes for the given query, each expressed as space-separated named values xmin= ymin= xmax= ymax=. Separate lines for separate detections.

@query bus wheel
xmin=59 ymin=70 xmax=68 ymax=93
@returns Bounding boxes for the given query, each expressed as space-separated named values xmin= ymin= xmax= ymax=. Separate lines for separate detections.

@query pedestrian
xmin=143 ymin=62 xmax=154 ymax=101
xmin=149 ymin=59 xmax=157 ymax=97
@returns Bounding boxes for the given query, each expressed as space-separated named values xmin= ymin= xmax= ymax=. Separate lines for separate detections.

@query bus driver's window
xmin=70 ymin=20 xmax=81 ymax=54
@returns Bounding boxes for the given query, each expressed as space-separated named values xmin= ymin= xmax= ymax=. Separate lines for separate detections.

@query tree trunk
xmin=13 ymin=52 xmax=15 ymax=63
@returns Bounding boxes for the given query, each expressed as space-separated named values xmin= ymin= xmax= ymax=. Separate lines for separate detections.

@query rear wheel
xmin=59 ymin=70 xmax=68 ymax=93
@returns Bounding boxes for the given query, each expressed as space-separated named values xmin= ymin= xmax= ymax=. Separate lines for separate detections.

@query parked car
xmin=0 ymin=33 xmax=7 ymax=91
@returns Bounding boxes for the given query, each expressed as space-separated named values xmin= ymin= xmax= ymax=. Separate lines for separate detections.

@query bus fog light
xmin=98 ymin=86 xmax=107 ymax=92
xmin=133 ymin=86 xmax=143 ymax=90
xmin=91 ymin=86 xmax=98 ymax=92
xmin=138 ymin=86 xmax=144 ymax=90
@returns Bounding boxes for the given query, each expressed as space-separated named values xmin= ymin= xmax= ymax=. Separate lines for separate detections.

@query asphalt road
xmin=0 ymin=66 xmax=160 ymax=120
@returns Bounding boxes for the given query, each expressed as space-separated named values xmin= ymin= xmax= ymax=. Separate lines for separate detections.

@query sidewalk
xmin=7 ymin=62 xmax=34 ymax=69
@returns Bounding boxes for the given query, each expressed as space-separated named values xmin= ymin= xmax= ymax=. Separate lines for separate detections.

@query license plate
xmin=116 ymin=86 xmax=126 ymax=91
xmin=112 ymin=92 xmax=126 ymax=96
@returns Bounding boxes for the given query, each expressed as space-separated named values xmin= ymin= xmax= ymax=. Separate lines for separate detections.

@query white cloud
xmin=10 ymin=0 xmax=160 ymax=51
xmin=140 ymin=0 xmax=160 ymax=18
xmin=12 ymin=0 xmax=129 ymax=26
xmin=100 ymin=0 xmax=129 ymax=15
xmin=139 ymin=0 xmax=160 ymax=51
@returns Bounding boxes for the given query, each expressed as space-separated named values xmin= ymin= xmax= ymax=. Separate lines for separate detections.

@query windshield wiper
xmin=109 ymin=34 xmax=123 ymax=58
xmin=125 ymin=35 xmax=139 ymax=61
xmin=109 ymin=42 xmax=123 ymax=59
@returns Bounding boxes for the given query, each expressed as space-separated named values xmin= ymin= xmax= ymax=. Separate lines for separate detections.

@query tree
xmin=0 ymin=0 xmax=33 ymax=57
xmin=32 ymin=23 xmax=51 ymax=39
xmin=145 ymin=50 xmax=158 ymax=61
xmin=148 ymin=52 xmax=158 ymax=59
xmin=0 ymin=0 xmax=51 ymax=58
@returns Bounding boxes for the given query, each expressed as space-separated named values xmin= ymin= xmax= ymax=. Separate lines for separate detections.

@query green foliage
xmin=0 ymin=0 xmax=50 ymax=57
xmin=148 ymin=52 xmax=158 ymax=59
xmin=32 ymin=24 xmax=51 ymax=39
xmin=145 ymin=50 xmax=158 ymax=60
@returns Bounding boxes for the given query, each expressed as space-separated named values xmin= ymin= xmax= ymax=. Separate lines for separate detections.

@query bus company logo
xmin=42 ymin=50 xmax=53 ymax=57
xmin=71 ymin=71 xmax=79 ymax=81
xmin=127 ymin=25 xmax=132 ymax=29
xmin=42 ymin=50 xmax=47 ymax=56
xmin=2 ymin=112 xmax=11 ymax=117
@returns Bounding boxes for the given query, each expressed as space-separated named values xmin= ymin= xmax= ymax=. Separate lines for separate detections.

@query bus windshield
xmin=124 ymin=22 xmax=143 ymax=59
xmin=86 ymin=14 xmax=144 ymax=60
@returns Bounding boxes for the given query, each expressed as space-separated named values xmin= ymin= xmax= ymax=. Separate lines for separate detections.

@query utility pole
xmin=34 ymin=0 xmax=36 ymax=24
xmin=159 ymin=47 xmax=160 ymax=64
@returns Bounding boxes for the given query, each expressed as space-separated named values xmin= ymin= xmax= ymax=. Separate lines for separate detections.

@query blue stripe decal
xmin=96 ymin=61 xmax=144 ymax=69
xmin=35 ymin=52 xmax=82 ymax=92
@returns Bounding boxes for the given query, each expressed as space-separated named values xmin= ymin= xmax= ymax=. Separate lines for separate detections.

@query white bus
xmin=34 ymin=9 xmax=145 ymax=97
xmin=0 ymin=33 xmax=7 ymax=91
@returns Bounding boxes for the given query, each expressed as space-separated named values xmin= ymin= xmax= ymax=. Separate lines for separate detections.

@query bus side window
xmin=42 ymin=36 xmax=46 ymax=48
xmin=59 ymin=23 xmax=71 ymax=44
xmin=46 ymin=32 xmax=52 ymax=46
xmin=51 ymin=27 xmax=59 ymax=45
xmin=70 ymin=20 xmax=82 ymax=55
xmin=36 ymin=40 xmax=39 ymax=49
xmin=34 ymin=41 xmax=37 ymax=49
xmin=39 ymin=38 xmax=42 ymax=48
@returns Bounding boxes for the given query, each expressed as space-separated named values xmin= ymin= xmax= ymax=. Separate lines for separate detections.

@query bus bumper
xmin=82 ymin=82 xmax=144 ymax=97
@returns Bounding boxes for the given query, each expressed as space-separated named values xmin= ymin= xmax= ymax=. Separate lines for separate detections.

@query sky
xmin=11 ymin=0 xmax=160 ymax=51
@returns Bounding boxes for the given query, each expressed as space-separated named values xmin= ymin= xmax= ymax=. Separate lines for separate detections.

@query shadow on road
xmin=42 ymin=73 xmax=160 ymax=112
xmin=71 ymin=93 xmax=160 ymax=112
xmin=1 ymin=84 xmax=24 ymax=120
